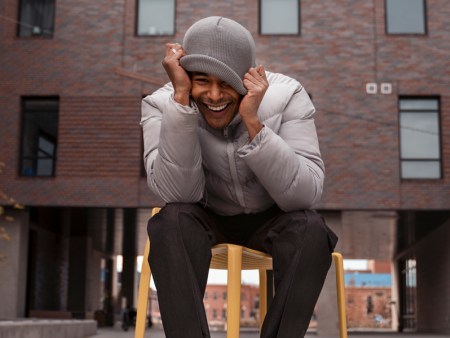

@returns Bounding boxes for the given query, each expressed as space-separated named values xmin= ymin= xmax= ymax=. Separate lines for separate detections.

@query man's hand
xmin=162 ymin=43 xmax=191 ymax=106
xmin=240 ymin=65 xmax=269 ymax=140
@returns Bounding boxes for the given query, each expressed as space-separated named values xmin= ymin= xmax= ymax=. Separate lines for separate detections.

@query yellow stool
xmin=135 ymin=208 xmax=347 ymax=338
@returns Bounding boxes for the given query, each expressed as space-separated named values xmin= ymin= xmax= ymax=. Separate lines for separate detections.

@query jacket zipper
xmin=224 ymin=127 xmax=247 ymax=210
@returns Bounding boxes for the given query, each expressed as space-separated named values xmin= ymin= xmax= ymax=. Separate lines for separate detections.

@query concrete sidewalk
xmin=93 ymin=327 xmax=449 ymax=338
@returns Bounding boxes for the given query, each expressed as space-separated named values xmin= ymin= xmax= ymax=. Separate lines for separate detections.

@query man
xmin=140 ymin=17 xmax=337 ymax=338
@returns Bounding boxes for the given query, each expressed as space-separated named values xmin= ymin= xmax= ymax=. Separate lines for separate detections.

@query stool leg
xmin=258 ymin=269 xmax=267 ymax=332
xmin=135 ymin=238 xmax=151 ymax=338
xmin=227 ymin=245 xmax=243 ymax=338
xmin=332 ymin=253 xmax=347 ymax=338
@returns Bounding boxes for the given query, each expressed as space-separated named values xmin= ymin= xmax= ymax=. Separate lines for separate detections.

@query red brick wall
xmin=346 ymin=286 xmax=392 ymax=328
xmin=1 ymin=0 xmax=449 ymax=209
xmin=368 ymin=261 xmax=391 ymax=274
xmin=203 ymin=284 xmax=259 ymax=323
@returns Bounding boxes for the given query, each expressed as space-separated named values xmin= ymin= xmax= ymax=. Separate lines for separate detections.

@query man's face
xmin=190 ymin=72 xmax=242 ymax=130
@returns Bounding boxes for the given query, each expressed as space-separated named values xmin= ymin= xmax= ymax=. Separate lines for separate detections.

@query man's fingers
xmin=243 ymin=78 xmax=264 ymax=95
xmin=164 ymin=43 xmax=184 ymax=58
xmin=256 ymin=65 xmax=265 ymax=76
xmin=248 ymin=68 xmax=263 ymax=82
xmin=244 ymin=73 xmax=262 ymax=88
xmin=244 ymin=72 xmax=266 ymax=91
xmin=165 ymin=43 xmax=176 ymax=57
xmin=243 ymin=78 xmax=257 ymax=91
xmin=168 ymin=48 xmax=186 ymax=63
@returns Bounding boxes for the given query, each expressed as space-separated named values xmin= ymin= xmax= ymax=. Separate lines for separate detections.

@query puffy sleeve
xmin=140 ymin=83 xmax=205 ymax=203
xmin=237 ymin=76 xmax=324 ymax=211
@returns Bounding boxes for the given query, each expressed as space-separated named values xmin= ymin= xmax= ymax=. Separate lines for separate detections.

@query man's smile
xmin=203 ymin=102 xmax=232 ymax=117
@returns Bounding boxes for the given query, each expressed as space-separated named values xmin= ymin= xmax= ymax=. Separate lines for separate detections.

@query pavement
xmin=93 ymin=327 xmax=449 ymax=338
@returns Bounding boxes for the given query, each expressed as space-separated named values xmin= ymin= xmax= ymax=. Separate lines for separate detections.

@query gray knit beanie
xmin=179 ymin=17 xmax=256 ymax=95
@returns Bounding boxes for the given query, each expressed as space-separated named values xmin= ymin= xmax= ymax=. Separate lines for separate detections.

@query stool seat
xmin=211 ymin=244 xmax=272 ymax=270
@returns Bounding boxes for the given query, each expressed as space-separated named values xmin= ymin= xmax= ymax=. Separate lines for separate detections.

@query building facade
xmin=1 ymin=0 xmax=449 ymax=335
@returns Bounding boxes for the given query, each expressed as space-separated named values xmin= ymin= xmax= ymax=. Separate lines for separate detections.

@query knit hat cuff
xmin=180 ymin=54 xmax=248 ymax=95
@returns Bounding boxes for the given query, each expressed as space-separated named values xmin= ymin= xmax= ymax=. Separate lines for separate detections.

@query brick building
xmin=1 ymin=0 xmax=449 ymax=335
xmin=202 ymin=284 xmax=260 ymax=327
xmin=345 ymin=261 xmax=393 ymax=328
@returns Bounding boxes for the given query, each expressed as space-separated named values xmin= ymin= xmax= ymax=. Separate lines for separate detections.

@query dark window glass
xmin=386 ymin=0 xmax=426 ymax=34
xmin=401 ymin=256 xmax=417 ymax=330
xmin=17 ymin=0 xmax=55 ymax=37
xmin=212 ymin=309 xmax=217 ymax=319
xmin=399 ymin=98 xmax=441 ymax=179
xmin=223 ymin=292 xmax=227 ymax=300
xmin=241 ymin=308 xmax=245 ymax=318
xmin=222 ymin=308 xmax=226 ymax=318
xmin=260 ymin=0 xmax=299 ymax=35
xmin=20 ymin=97 xmax=59 ymax=177
xmin=213 ymin=291 xmax=217 ymax=300
xmin=137 ymin=0 xmax=175 ymax=36
xmin=367 ymin=296 xmax=374 ymax=314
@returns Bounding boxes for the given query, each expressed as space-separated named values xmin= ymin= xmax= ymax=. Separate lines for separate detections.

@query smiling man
xmin=141 ymin=17 xmax=337 ymax=338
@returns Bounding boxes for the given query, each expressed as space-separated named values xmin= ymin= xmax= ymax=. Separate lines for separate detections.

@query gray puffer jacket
xmin=140 ymin=71 xmax=324 ymax=216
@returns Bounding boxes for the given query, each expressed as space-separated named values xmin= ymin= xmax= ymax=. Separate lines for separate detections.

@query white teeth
xmin=207 ymin=104 xmax=228 ymax=111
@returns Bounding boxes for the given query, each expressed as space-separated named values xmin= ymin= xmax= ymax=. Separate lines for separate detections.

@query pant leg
xmin=254 ymin=209 xmax=338 ymax=338
xmin=147 ymin=203 xmax=227 ymax=338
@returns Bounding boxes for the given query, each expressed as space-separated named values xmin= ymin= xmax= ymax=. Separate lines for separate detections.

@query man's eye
xmin=196 ymin=78 xmax=208 ymax=82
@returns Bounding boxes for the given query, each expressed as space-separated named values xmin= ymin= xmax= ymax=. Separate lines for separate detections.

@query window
xmin=204 ymin=292 xmax=208 ymax=300
xmin=241 ymin=308 xmax=245 ymax=318
xmin=137 ymin=0 xmax=175 ymax=36
xmin=223 ymin=292 xmax=227 ymax=300
xmin=241 ymin=292 xmax=245 ymax=301
xmin=213 ymin=292 xmax=217 ymax=300
xmin=222 ymin=309 xmax=226 ymax=319
xmin=260 ymin=0 xmax=300 ymax=35
xmin=399 ymin=97 xmax=441 ymax=179
xmin=17 ymin=0 xmax=55 ymax=37
xmin=386 ymin=0 xmax=426 ymax=34
xmin=212 ymin=309 xmax=217 ymax=319
xmin=401 ymin=256 xmax=417 ymax=330
xmin=366 ymin=296 xmax=374 ymax=314
xmin=20 ymin=97 xmax=59 ymax=177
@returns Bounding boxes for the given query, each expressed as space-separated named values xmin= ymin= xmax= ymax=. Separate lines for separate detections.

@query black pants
xmin=147 ymin=203 xmax=338 ymax=338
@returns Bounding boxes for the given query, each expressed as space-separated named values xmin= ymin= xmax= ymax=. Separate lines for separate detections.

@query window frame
xmin=16 ymin=0 xmax=56 ymax=38
xmin=135 ymin=0 xmax=177 ymax=37
xmin=399 ymin=255 xmax=417 ymax=331
xmin=259 ymin=0 xmax=301 ymax=36
xmin=398 ymin=95 xmax=442 ymax=180
xmin=19 ymin=96 xmax=59 ymax=177
xmin=385 ymin=0 xmax=428 ymax=36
